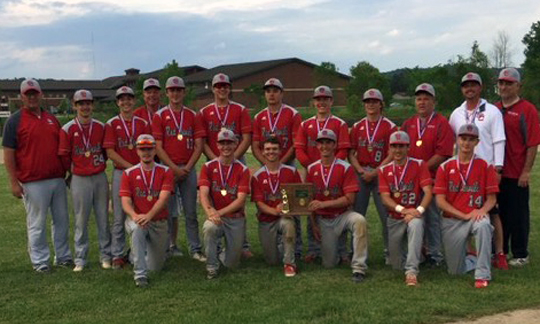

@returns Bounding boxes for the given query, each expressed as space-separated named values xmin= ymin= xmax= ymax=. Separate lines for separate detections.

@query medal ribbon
xmin=266 ymin=104 xmax=284 ymax=134
xmin=392 ymin=158 xmax=411 ymax=192
xmin=465 ymin=102 xmax=481 ymax=124
xmin=74 ymin=118 xmax=93 ymax=152
xmin=119 ymin=115 xmax=136 ymax=145
xmin=218 ymin=160 xmax=236 ymax=190
xmin=139 ymin=165 xmax=157 ymax=198
xmin=456 ymin=154 xmax=476 ymax=188
xmin=214 ymin=104 xmax=230 ymax=128
xmin=320 ymin=158 xmax=337 ymax=191
xmin=264 ymin=165 xmax=282 ymax=195
xmin=168 ymin=105 xmax=185 ymax=136
xmin=365 ymin=117 xmax=382 ymax=147
xmin=146 ymin=108 xmax=154 ymax=125
xmin=416 ymin=112 xmax=435 ymax=140
xmin=316 ymin=116 xmax=332 ymax=134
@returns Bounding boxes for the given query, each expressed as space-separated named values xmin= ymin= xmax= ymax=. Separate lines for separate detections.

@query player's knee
xmin=203 ymin=221 xmax=218 ymax=237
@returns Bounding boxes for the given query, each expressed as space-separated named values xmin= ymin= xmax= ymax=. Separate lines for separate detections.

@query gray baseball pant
xmin=441 ymin=217 xmax=493 ymax=280
xmin=424 ymin=200 xmax=444 ymax=262
xmin=21 ymin=178 xmax=72 ymax=269
xmin=203 ymin=217 xmax=245 ymax=272
xmin=71 ymin=172 xmax=112 ymax=266
xmin=111 ymin=169 xmax=127 ymax=259
xmin=319 ymin=210 xmax=368 ymax=274
xmin=387 ymin=217 xmax=424 ymax=275
xmin=126 ymin=218 xmax=168 ymax=280
xmin=258 ymin=217 xmax=296 ymax=266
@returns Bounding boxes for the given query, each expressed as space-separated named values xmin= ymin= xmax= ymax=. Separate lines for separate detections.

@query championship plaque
xmin=280 ymin=183 xmax=314 ymax=216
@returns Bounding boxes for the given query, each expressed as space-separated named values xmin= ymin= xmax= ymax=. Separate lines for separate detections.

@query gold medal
xmin=323 ymin=190 xmax=330 ymax=197
xmin=394 ymin=192 xmax=401 ymax=198
xmin=220 ymin=189 xmax=227 ymax=196
xmin=177 ymin=134 xmax=183 ymax=141
xmin=85 ymin=151 xmax=91 ymax=157
xmin=128 ymin=144 xmax=134 ymax=150
xmin=367 ymin=145 xmax=373 ymax=152
xmin=147 ymin=195 xmax=153 ymax=202
xmin=416 ymin=140 xmax=423 ymax=147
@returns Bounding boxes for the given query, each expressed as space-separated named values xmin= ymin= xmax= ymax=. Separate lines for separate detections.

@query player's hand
xmin=310 ymin=214 xmax=321 ymax=242
xmin=403 ymin=214 xmax=415 ymax=224
xmin=10 ymin=182 xmax=24 ymax=199
xmin=308 ymin=200 xmax=325 ymax=211
xmin=518 ymin=171 xmax=530 ymax=187
xmin=361 ymin=170 xmax=377 ymax=183
xmin=207 ymin=208 xmax=222 ymax=225
xmin=177 ymin=167 xmax=190 ymax=180
xmin=402 ymin=208 xmax=421 ymax=218
xmin=466 ymin=209 xmax=486 ymax=221
xmin=136 ymin=214 xmax=151 ymax=227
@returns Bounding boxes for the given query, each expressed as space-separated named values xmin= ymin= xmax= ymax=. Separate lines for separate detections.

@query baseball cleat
xmin=508 ymin=257 xmax=529 ymax=267
xmin=207 ymin=270 xmax=218 ymax=280
xmin=352 ymin=272 xmax=365 ymax=283
xmin=475 ymin=279 xmax=489 ymax=288
xmin=192 ymin=252 xmax=207 ymax=263
xmin=135 ymin=277 xmax=149 ymax=288
xmin=101 ymin=260 xmax=112 ymax=269
xmin=405 ymin=273 xmax=417 ymax=286
xmin=284 ymin=264 xmax=297 ymax=277
xmin=73 ymin=265 xmax=84 ymax=272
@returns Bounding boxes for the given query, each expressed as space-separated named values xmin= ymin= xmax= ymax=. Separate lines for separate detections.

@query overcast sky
xmin=1 ymin=0 xmax=538 ymax=80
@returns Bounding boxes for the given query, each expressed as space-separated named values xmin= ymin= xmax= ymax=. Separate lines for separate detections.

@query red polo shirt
xmin=134 ymin=105 xmax=160 ymax=126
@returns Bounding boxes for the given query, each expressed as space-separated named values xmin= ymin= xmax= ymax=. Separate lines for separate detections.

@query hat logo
xmin=322 ymin=130 xmax=328 ymax=135
xmin=396 ymin=134 xmax=401 ymax=140
xmin=28 ymin=81 xmax=34 ymax=86
xmin=82 ymin=92 xmax=87 ymax=98
xmin=224 ymin=132 xmax=229 ymax=138
xmin=467 ymin=125 xmax=473 ymax=131
xmin=319 ymin=88 xmax=324 ymax=93
xmin=173 ymin=78 xmax=179 ymax=84
xmin=421 ymin=85 xmax=427 ymax=89
xmin=504 ymin=70 xmax=509 ymax=76
xmin=270 ymin=80 xmax=274 ymax=84
xmin=149 ymin=80 xmax=155 ymax=84
xmin=468 ymin=74 xmax=474 ymax=79
xmin=220 ymin=75 xmax=225 ymax=80
xmin=369 ymin=90 xmax=375 ymax=95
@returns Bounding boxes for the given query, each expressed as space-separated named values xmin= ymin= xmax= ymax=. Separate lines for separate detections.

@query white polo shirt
xmin=449 ymin=98 xmax=506 ymax=166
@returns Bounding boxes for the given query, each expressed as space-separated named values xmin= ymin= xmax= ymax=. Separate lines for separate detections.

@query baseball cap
xmin=461 ymin=72 xmax=482 ymax=86
xmin=415 ymin=83 xmax=436 ymax=97
xmin=136 ymin=134 xmax=156 ymax=148
xmin=166 ymin=76 xmax=185 ymax=89
xmin=313 ymin=85 xmax=333 ymax=98
xmin=316 ymin=129 xmax=337 ymax=142
xmin=389 ymin=131 xmax=410 ymax=145
xmin=362 ymin=88 xmax=384 ymax=102
xmin=457 ymin=123 xmax=479 ymax=138
xmin=263 ymin=78 xmax=283 ymax=90
xmin=143 ymin=78 xmax=161 ymax=90
xmin=116 ymin=86 xmax=135 ymax=98
xmin=20 ymin=79 xmax=42 ymax=95
xmin=73 ymin=90 xmax=93 ymax=103
xmin=212 ymin=73 xmax=231 ymax=87
xmin=498 ymin=68 xmax=521 ymax=83
xmin=217 ymin=129 xmax=238 ymax=142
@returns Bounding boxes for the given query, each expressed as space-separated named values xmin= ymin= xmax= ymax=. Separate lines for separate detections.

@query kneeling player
xmin=434 ymin=124 xmax=497 ymax=288
xmin=306 ymin=129 xmax=368 ymax=283
xmin=251 ymin=137 xmax=302 ymax=277
xmin=378 ymin=131 xmax=432 ymax=286
xmin=120 ymin=135 xmax=174 ymax=287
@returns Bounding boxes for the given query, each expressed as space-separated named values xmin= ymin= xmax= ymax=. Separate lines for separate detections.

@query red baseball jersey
xmin=2 ymin=108 xmax=65 ymax=183
xmin=200 ymin=101 xmax=252 ymax=156
xmin=58 ymin=118 xmax=107 ymax=176
xmin=252 ymin=105 xmax=302 ymax=160
xmin=103 ymin=115 xmax=151 ymax=169
xmin=152 ymin=106 xmax=206 ymax=165
xmin=134 ymin=105 xmax=160 ymax=126
xmin=251 ymin=164 xmax=302 ymax=222
xmin=295 ymin=115 xmax=351 ymax=168
xmin=306 ymin=159 xmax=359 ymax=218
xmin=378 ymin=158 xmax=432 ymax=219
xmin=434 ymin=156 xmax=499 ymax=217
xmin=119 ymin=163 xmax=174 ymax=221
xmin=401 ymin=113 xmax=454 ymax=176
xmin=350 ymin=116 xmax=397 ymax=168
xmin=199 ymin=159 xmax=251 ymax=218
xmin=495 ymin=99 xmax=540 ymax=179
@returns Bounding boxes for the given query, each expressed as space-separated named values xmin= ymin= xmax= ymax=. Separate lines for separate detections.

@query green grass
xmin=1 ymin=153 xmax=539 ymax=324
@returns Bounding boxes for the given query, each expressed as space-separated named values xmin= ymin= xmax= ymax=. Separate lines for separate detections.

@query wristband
xmin=395 ymin=205 xmax=404 ymax=213
xmin=416 ymin=206 xmax=425 ymax=214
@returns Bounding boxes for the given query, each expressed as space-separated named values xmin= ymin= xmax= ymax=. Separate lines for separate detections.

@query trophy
xmin=281 ymin=189 xmax=290 ymax=214
xmin=279 ymin=183 xmax=314 ymax=216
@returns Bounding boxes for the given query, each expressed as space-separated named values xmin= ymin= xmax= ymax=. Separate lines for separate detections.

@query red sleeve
xmin=194 ymin=112 xmax=206 ymax=139
xmin=251 ymin=175 xmax=263 ymax=202
xmin=294 ymin=124 xmax=307 ymax=149
xmin=435 ymin=119 xmax=455 ymax=157
xmin=419 ymin=162 xmax=433 ymax=187
xmin=240 ymin=108 xmax=252 ymax=134
xmin=525 ymin=104 xmax=540 ymax=147
xmin=350 ymin=125 xmax=359 ymax=148
xmin=337 ymin=122 xmax=351 ymax=149
xmin=198 ymin=164 xmax=211 ymax=187
xmin=238 ymin=167 xmax=251 ymax=194
xmin=297 ymin=149 xmax=311 ymax=168
xmin=433 ymin=166 xmax=447 ymax=195
xmin=291 ymin=112 xmax=302 ymax=139
xmin=103 ymin=123 xmax=116 ymax=149
xmin=485 ymin=165 xmax=500 ymax=194
xmin=378 ymin=168 xmax=390 ymax=193
xmin=161 ymin=169 xmax=174 ymax=192
xmin=342 ymin=166 xmax=359 ymax=193
xmin=252 ymin=116 xmax=261 ymax=142
xmin=58 ymin=128 xmax=71 ymax=155
xmin=152 ymin=114 xmax=163 ymax=141
xmin=336 ymin=149 xmax=348 ymax=160
xmin=119 ymin=171 xmax=132 ymax=197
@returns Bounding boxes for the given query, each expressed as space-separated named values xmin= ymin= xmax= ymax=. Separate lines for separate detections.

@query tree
xmin=243 ymin=83 xmax=266 ymax=111
xmin=314 ymin=62 xmax=340 ymax=87
xmin=491 ymin=30 xmax=513 ymax=68
xmin=522 ymin=21 xmax=540 ymax=106
xmin=469 ymin=41 xmax=490 ymax=69
xmin=347 ymin=61 xmax=392 ymax=112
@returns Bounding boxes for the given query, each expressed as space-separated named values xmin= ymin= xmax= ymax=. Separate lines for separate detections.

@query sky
xmin=0 ymin=0 xmax=538 ymax=80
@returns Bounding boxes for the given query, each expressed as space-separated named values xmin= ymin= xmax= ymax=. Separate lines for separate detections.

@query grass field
xmin=1 ymin=153 xmax=539 ymax=324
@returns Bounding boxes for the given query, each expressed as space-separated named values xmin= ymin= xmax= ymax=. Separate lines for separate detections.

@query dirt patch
xmin=449 ymin=308 xmax=540 ymax=324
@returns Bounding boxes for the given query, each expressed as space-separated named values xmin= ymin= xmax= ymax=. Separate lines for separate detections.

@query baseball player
xmin=104 ymin=86 xmax=151 ymax=269
xmin=58 ymin=90 xmax=112 ymax=271
xmin=349 ymin=89 xmax=396 ymax=262
xmin=495 ymin=68 xmax=540 ymax=267
xmin=2 ymin=79 xmax=73 ymax=272
xmin=401 ymin=83 xmax=454 ymax=266
xmin=199 ymin=129 xmax=251 ymax=279
xmin=200 ymin=73 xmax=253 ymax=257
xmin=295 ymin=86 xmax=351 ymax=263
xmin=434 ymin=124 xmax=497 ymax=288
xmin=306 ymin=129 xmax=368 ymax=283
xmin=251 ymin=137 xmax=302 ymax=277
xmin=378 ymin=131 xmax=433 ymax=286
xmin=134 ymin=78 xmax=162 ymax=125
xmin=152 ymin=76 xmax=206 ymax=262
xmin=449 ymin=73 xmax=506 ymax=269
xmin=120 ymin=134 xmax=174 ymax=288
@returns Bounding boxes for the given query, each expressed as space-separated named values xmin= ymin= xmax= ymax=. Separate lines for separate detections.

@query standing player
xmin=306 ymin=129 xmax=368 ymax=283
xmin=2 ymin=79 xmax=73 ymax=272
xmin=495 ymin=68 xmax=540 ymax=267
xmin=449 ymin=73 xmax=506 ymax=269
xmin=104 ymin=86 xmax=151 ymax=269
xmin=349 ymin=89 xmax=396 ymax=261
xmin=120 ymin=134 xmax=174 ymax=288
xmin=59 ymin=90 xmax=112 ymax=271
xmin=435 ymin=124 xmax=497 ymax=288
xmin=295 ymin=86 xmax=351 ymax=262
xmin=401 ymin=83 xmax=454 ymax=266
xmin=134 ymin=78 xmax=162 ymax=125
xmin=378 ymin=131 xmax=433 ymax=286
xmin=199 ymin=129 xmax=251 ymax=279
xmin=152 ymin=76 xmax=206 ymax=261
xmin=251 ymin=137 xmax=302 ymax=277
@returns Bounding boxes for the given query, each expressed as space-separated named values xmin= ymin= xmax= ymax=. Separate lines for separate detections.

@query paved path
xmin=449 ymin=308 xmax=540 ymax=324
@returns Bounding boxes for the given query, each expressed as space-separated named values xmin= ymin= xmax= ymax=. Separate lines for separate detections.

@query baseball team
xmin=3 ymin=67 xmax=538 ymax=289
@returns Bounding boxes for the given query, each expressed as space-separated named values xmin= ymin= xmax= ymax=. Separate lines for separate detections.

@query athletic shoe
xmin=494 ymin=252 xmax=509 ymax=270
xmin=192 ymin=252 xmax=207 ymax=263
xmin=424 ymin=254 xmax=443 ymax=268
xmin=352 ymin=272 xmax=365 ymax=283
xmin=242 ymin=250 xmax=253 ymax=259
xmin=475 ymin=279 xmax=489 ymax=288
xmin=73 ymin=265 xmax=84 ymax=272
xmin=304 ymin=254 xmax=318 ymax=263
xmin=405 ymin=273 xmax=417 ymax=286
xmin=284 ymin=264 xmax=297 ymax=277
xmin=207 ymin=270 xmax=218 ymax=280
xmin=56 ymin=260 xmax=74 ymax=268
xmin=170 ymin=245 xmax=184 ymax=257
xmin=101 ymin=260 xmax=112 ymax=269
xmin=339 ymin=255 xmax=351 ymax=265
xmin=135 ymin=277 xmax=149 ymax=288
xmin=112 ymin=258 xmax=125 ymax=270
xmin=509 ymin=257 xmax=529 ymax=267
xmin=35 ymin=265 xmax=50 ymax=273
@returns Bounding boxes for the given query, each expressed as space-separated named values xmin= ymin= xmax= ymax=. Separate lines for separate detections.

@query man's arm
xmin=3 ymin=148 xmax=23 ymax=198
xmin=348 ymin=150 xmax=365 ymax=174
xmin=308 ymin=192 xmax=355 ymax=211
xmin=279 ymin=145 xmax=295 ymax=164
xmin=235 ymin=133 xmax=252 ymax=159
xmin=200 ymin=185 xmax=221 ymax=224
xmin=251 ymin=140 xmax=265 ymax=164
xmin=518 ymin=146 xmax=538 ymax=187
xmin=216 ymin=192 xmax=248 ymax=216
xmin=255 ymin=201 xmax=281 ymax=217
xmin=138 ymin=190 xmax=172 ymax=226
xmin=156 ymin=141 xmax=182 ymax=177
xmin=185 ymin=138 xmax=203 ymax=173
xmin=427 ymin=154 xmax=448 ymax=173
xmin=106 ymin=148 xmax=133 ymax=170
xmin=436 ymin=194 xmax=468 ymax=220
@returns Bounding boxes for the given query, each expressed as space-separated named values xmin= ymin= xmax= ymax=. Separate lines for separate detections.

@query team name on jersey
xmin=448 ymin=180 xmax=480 ymax=193
xmin=165 ymin=126 xmax=194 ymax=137
xmin=208 ymin=121 xmax=238 ymax=132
